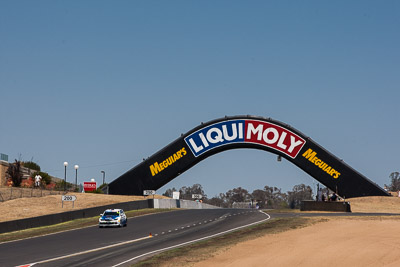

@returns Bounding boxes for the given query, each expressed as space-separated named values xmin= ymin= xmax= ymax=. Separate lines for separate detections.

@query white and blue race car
xmin=99 ymin=209 xmax=127 ymax=228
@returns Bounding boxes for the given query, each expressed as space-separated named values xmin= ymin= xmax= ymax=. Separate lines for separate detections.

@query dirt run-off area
xmin=193 ymin=217 xmax=400 ymax=267
xmin=191 ymin=196 xmax=400 ymax=267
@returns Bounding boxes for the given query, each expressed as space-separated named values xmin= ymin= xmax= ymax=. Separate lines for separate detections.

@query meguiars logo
xmin=150 ymin=148 xmax=187 ymax=176
xmin=184 ymin=119 xmax=305 ymax=158
xmin=302 ymin=148 xmax=341 ymax=179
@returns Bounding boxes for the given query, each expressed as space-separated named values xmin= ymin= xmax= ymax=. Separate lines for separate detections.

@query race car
xmin=99 ymin=209 xmax=127 ymax=228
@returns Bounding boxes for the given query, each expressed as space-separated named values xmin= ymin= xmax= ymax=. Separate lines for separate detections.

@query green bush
xmin=32 ymin=171 xmax=52 ymax=185
xmin=55 ymin=180 xmax=74 ymax=191
xmin=23 ymin=161 xmax=41 ymax=171
xmin=86 ymin=188 xmax=104 ymax=194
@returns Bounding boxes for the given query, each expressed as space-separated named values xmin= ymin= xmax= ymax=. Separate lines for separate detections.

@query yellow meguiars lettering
xmin=302 ymin=148 xmax=316 ymax=160
xmin=302 ymin=148 xmax=341 ymax=179
xmin=149 ymin=147 xmax=187 ymax=176
xmin=150 ymin=162 xmax=161 ymax=176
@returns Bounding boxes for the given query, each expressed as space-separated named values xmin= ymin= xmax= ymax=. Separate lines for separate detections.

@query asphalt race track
xmin=0 ymin=209 xmax=270 ymax=267
xmin=2 ymin=209 xmax=398 ymax=267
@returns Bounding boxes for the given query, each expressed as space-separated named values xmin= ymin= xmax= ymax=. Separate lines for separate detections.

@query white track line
xmin=111 ymin=210 xmax=271 ymax=267
xmin=1 ymin=213 xmax=153 ymax=245
xmin=21 ymin=235 xmax=152 ymax=266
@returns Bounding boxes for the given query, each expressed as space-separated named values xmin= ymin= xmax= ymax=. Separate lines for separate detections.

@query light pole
xmin=63 ymin=162 xmax=68 ymax=191
xmin=74 ymin=165 xmax=79 ymax=191
xmin=101 ymin=170 xmax=105 ymax=185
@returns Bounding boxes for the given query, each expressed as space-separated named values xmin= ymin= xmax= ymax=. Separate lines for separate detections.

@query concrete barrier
xmin=153 ymin=199 xmax=218 ymax=209
xmin=300 ymin=200 xmax=351 ymax=212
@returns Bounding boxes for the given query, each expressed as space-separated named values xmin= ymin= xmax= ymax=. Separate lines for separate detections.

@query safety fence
xmin=0 ymin=187 xmax=64 ymax=202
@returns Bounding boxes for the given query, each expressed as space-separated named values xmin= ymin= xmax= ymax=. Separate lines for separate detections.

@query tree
xmin=225 ymin=187 xmax=250 ymax=207
xmin=6 ymin=160 xmax=23 ymax=187
xmin=251 ymin=189 xmax=268 ymax=208
xmin=387 ymin=172 xmax=400 ymax=191
xmin=162 ymin=187 xmax=177 ymax=198
xmin=287 ymin=184 xmax=313 ymax=209
xmin=179 ymin=184 xmax=207 ymax=200
xmin=162 ymin=184 xmax=207 ymax=200
xmin=264 ymin=186 xmax=288 ymax=209
xmin=206 ymin=194 xmax=227 ymax=208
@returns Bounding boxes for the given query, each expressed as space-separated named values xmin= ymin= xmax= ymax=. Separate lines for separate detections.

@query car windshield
xmin=103 ymin=211 xmax=119 ymax=216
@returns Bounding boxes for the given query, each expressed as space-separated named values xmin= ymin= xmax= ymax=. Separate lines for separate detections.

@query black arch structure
xmin=108 ymin=115 xmax=389 ymax=198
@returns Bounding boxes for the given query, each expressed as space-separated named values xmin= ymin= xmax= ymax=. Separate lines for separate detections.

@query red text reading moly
xmin=245 ymin=120 xmax=306 ymax=158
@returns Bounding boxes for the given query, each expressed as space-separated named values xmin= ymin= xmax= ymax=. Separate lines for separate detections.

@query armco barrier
xmin=300 ymin=200 xmax=351 ymax=212
xmin=0 ymin=199 xmax=153 ymax=234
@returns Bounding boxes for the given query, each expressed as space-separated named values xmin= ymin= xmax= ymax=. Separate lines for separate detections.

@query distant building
xmin=0 ymin=160 xmax=8 ymax=186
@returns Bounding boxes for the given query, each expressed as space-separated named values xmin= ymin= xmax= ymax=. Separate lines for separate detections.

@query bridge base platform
xmin=300 ymin=200 xmax=351 ymax=212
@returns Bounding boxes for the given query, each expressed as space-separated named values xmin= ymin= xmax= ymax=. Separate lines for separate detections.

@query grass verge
xmin=133 ymin=216 xmax=327 ymax=267
xmin=0 ymin=208 xmax=174 ymax=243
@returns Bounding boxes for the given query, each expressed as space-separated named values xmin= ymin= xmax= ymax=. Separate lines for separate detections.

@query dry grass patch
xmin=348 ymin=196 xmax=400 ymax=213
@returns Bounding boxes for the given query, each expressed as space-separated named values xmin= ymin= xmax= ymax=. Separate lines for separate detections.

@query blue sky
xmin=1 ymin=1 xmax=399 ymax=197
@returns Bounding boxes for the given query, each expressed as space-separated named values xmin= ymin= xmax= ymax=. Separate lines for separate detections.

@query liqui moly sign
xmin=185 ymin=120 xmax=306 ymax=158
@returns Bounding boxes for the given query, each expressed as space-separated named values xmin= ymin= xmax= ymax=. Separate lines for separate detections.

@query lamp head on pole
xmin=74 ymin=165 xmax=79 ymax=170
xmin=64 ymin=162 xmax=68 ymax=167
xmin=101 ymin=171 xmax=106 ymax=185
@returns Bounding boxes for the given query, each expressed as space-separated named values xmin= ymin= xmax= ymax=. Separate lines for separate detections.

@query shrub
xmin=46 ymin=182 xmax=56 ymax=190
xmin=86 ymin=188 xmax=104 ymax=194
xmin=55 ymin=180 xmax=74 ymax=191
xmin=21 ymin=177 xmax=34 ymax=188
xmin=22 ymin=161 xmax=41 ymax=171
xmin=6 ymin=160 xmax=23 ymax=187
xmin=32 ymin=171 xmax=52 ymax=185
